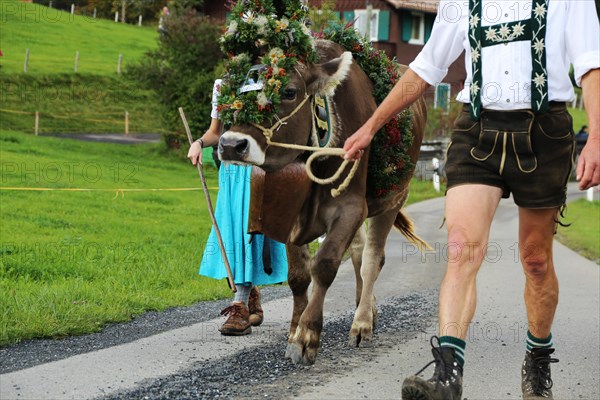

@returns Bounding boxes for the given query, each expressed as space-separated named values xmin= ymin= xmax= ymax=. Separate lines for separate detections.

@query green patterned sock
xmin=526 ymin=330 xmax=553 ymax=351
xmin=440 ymin=335 xmax=466 ymax=367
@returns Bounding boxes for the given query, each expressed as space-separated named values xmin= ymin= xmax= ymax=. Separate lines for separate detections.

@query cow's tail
xmin=393 ymin=211 xmax=432 ymax=251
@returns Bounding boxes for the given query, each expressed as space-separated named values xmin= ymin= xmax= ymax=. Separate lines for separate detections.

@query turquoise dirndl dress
xmin=199 ymin=164 xmax=288 ymax=286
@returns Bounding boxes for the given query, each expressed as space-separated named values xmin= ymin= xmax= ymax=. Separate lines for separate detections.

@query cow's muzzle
xmin=219 ymin=136 xmax=249 ymax=161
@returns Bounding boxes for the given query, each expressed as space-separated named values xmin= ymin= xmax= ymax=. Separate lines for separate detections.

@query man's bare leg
xmin=519 ymin=207 xmax=559 ymax=338
xmin=518 ymin=207 xmax=560 ymax=399
xmin=439 ymin=184 xmax=503 ymax=338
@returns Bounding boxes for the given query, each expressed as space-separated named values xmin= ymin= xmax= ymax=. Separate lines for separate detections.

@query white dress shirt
xmin=409 ymin=0 xmax=600 ymax=110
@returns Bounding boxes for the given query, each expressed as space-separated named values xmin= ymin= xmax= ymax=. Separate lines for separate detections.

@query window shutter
xmin=425 ymin=14 xmax=435 ymax=42
xmin=377 ymin=10 xmax=391 ymax=41
xmin=401 ymin=11 xmax=412 ymax=42
xmin=343 ymin=10 xmax=355 ymax=24
xmin=226 ymin=12 xmax=231 ymax=20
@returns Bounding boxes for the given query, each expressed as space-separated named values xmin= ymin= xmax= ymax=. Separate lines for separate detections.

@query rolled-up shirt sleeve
xmin=409 ymin=0 xmax=467 ymax=85
xmin=566 ymin=1 xmax=600 ymax=86
xmin=210 ymin=79 xmax=222 ymax=120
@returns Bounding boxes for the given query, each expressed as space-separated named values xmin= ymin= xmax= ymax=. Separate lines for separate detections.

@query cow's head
xmin=219 ymin=51 xmax=353 ymax=172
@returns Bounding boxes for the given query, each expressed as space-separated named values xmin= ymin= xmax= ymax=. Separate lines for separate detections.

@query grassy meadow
xmin=557 ymin=199 xmax=600 ymax=263
xmin=0 ymin=0 xmax=158 ymax=75
xmin=0 ymin=130 xmax=229 ymax=345
xmin=0 ymin=0 xmax=168 ymax=135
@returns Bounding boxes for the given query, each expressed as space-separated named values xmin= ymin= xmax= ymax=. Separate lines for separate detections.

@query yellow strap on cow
xmin=250 ymin=94 xmax=361 ymax=198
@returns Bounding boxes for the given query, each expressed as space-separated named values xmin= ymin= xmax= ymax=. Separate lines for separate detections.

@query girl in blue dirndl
xmin=187 ymin=79 xmax=288 ymax=336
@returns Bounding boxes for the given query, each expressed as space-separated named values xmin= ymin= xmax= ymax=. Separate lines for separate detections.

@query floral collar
xmin=468 ymin=0 xmax=549 ymax=120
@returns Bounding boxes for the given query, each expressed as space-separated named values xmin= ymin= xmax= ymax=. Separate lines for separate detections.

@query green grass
xmin=0 ymin=0 xmax=158 ymax=75
xmin=569 ymin=107 xmax=589 ymax=132
xmin=0 ymin=74 xmax=169 ymax=134
xmin=557 ymin=199 xmax=600 ymax=263
xmin=406 ymin=178 xmax=445 ymax=205
xmin=0 ymin=1 xmax=168 ymax=134
xmin=0 ymin=130 xmax=229 ymax=345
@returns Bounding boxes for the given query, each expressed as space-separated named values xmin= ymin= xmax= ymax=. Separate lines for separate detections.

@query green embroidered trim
xmin=531 ymin=0 xmax=549 ymax=113
xmin=481 ymin=20 xmax=531 ymax=46
xmin=469 ymin=0 xmax=548 ymax=120
xmin=468 ymin=0 xmax=482 ymax=120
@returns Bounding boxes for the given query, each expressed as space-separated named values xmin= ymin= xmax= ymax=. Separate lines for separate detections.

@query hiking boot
xmin=402 ymin=336 xmax=463 ymax=400
xmin=522 ymin=348 xmax=559 ymax=399
xmin=248 ymin=286 xmax=264 ymax=326
xmin=219 ymin=302 xmax=252 ymax=336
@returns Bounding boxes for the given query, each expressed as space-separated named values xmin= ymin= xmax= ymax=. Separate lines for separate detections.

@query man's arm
xmin=343 ymin=69 xmax=430 ymax=160
xmin=577 ymin=68 xmax=600 ymax=190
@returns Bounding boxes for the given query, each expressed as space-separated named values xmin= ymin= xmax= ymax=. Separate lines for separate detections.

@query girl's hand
xmin=187 ymin=141 xmax=203 ymax=166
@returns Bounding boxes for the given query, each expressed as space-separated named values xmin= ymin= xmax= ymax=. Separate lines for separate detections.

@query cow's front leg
xmin=348 ymin=224 xmax=366 ymax=307
xmin=286 ymin=209 xmax=365 ymax=365
xmin=284 ymin=244 xmax=311 ymax=355
xmin=349 ymin=208 xmax=398 ymax=347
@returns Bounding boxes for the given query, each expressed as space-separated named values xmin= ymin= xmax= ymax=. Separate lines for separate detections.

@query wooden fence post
xmin=138 ymin=15 xmax=143 ymax=26
xmin=115 ymin=12 xmax=119 ymax=22
xmin=35 ymin=112 xmax=39 ymax=136
xmin=49 ymin=1 xmax=53 ymax=8
xmin=71 ymin=4 xmax=75 ymax=15
xmin=93 ymin=8 xmax=97 ymax=19
xmin=125 ymin=111 xmax=129 ymax=136
xmin=24 ymin=49 xmax=29 ymax=73
xmin=117 ymin=54 xmax=123 ymax=75
xmin=74 ymin=51 xmax=79 ymax=73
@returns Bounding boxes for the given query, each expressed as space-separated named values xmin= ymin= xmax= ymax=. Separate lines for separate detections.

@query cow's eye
xmin=283 ymin=87 xmax=297 ymax=100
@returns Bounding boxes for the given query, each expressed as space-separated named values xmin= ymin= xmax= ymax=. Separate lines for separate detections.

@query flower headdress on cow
xmin=217 ymin=0 xmax=318 ymax=126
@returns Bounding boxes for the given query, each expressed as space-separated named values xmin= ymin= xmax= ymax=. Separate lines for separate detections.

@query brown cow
xmin=219 ymin=40 xmax=427 ymax=365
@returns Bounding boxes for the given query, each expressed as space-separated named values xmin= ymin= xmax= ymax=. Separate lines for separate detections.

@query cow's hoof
xmin=348 ymin=334 xmax=360 ymax=347
xmin=285 ymin=342 xmax=317 ymax=365
xmin=348 ymin=329 xmax=374 ymax=348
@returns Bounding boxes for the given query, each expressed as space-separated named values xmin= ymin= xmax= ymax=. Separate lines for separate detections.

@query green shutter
xmin=425 ymin=14 xmax=435 ymax=42
xmin=401 ymin=11 xmax=412 ymax=42
xmin=226 ymin=12 xmax=231 ymax=20
xmin=377 ymin=10 xmax=391 ymax=41
xmin=343 ymin=11 xmax=355 ymax=24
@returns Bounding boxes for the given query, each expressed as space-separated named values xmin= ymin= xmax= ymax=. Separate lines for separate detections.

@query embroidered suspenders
xmin=468 ymin=0 xmax=549 ymax=120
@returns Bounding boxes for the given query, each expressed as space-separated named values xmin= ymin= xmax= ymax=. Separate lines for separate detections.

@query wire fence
xmin=0 ymin=108 xmax=169 ymax=135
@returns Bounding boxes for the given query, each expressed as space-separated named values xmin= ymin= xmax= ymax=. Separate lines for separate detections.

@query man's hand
xmin=577 ymin=137 xmax=600 ymax=190
xmin=343 ymin=124 xmax=376 ymax=160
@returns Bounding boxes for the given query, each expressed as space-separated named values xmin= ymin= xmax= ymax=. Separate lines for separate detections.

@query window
xmin=408 ymin=12 xmax=425 ymax=45
xmin=354 ymin=9 xmax=380 ymax=42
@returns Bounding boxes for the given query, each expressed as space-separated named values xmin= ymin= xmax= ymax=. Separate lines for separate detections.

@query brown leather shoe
xmin=219 ymin=302 xmax=251 ymax=336
xmin=248 ymin=286 xmax=264 ymax=326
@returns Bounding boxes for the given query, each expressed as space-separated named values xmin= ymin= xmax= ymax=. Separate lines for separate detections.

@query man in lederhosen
xmin=343 ymin=1 xmax=599 ymax=399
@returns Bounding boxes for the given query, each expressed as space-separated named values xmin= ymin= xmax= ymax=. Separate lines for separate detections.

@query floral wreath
xmin=318 ymin=21 xmax=415 ymax=198
xmin=217 ymin=0 xmax=318 ymax=126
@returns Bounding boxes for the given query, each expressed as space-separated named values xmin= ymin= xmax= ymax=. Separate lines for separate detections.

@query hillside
xmin=0 ymin=0 xmax=158 ymax=75
xmin=0 ymin=0 xmax=168 ymax=135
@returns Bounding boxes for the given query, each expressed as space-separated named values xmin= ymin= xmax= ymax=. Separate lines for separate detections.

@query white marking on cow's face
xmin=220 ymin=130 xmax=266 ymax=165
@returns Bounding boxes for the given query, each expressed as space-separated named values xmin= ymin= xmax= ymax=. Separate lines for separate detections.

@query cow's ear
xmin=306 ymin=51 xmax=353 ymax=96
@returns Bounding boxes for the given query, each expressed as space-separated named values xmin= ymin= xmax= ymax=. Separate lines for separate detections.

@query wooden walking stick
xmin=179 ymin=107 xmax=236 ymax=293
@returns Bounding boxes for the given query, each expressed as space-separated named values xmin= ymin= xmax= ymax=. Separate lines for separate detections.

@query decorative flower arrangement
xmin=217 ymin=0 xmax=318 ymax=126
xmin=320 ymin=21 xmax=415 ymax=198
xmin=217 ymin=2 xmax=415 ymax=198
